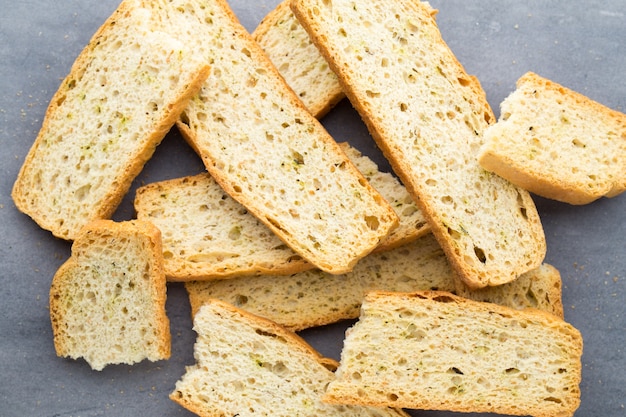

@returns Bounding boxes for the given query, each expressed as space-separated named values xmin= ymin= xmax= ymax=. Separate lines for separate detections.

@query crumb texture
xmin=325 ymin=291 xmax=582 ymax=417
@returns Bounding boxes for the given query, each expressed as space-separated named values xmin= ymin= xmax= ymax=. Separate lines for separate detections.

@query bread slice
xmin=186 ymin=234 xmax=564 ymax=331
xmin=291 ymin=0 xmax=546 ymax=288
xmin=252 ymin=0 xmax=344 ymax=118
xmin=324 ymin=291 xmax=582 ymax=417
xmin=49 ymin=219 xmax=170 ymax=371
xmin=478 ymin=71 xmax=626 ymax=204
xmin=169 ymin=298 xmax=409 ymax=417
xmin=11 ymin=0 xmax=211 ymax=240
xmin=134 ymin=142 xmax=424 ymax=281
xmin=174 ymin=0 xmax=398 ymax=275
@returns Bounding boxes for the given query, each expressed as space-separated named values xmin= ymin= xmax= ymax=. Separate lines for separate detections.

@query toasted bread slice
xmin=291 ymin=0 xmax=546 ymax=288
xmin=325 ymin=291 xmax=582 ymax=417
xmin=11 ymin=0 xmax=210 ymax=240
xmin=169 ymin=299 xmax=409 ymax=417
xmin=49 ymin=219 xmax=170 ymax=371
xmin=479 ymin=71 xmax=626 ymax=204
xmin=175 ymin=0 xmax=398 ymax=275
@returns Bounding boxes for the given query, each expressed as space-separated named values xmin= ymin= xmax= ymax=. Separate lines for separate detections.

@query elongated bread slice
xmin=169 ymin=299 xmax=409 ymax=417
xmin=291 ymin=0 xmax=546 ymax=288
xmin=186 ymin=234 xmax=564 ymax=331
xmin=324 ymin=291 xmax=582 ymax=417
xmin=479 ymin=71 xmax=626 ymax=204
xmin=175 ymin=0 xmax=398 ymax=275
xmin=134 ymin=142 xmax=425 ymax=281
xmin=49 ymin=220 xmax=170 ymax=371
xmin=11 ymin=0 xmax=211 ymax=240
xmin=252 ymin=0 xmax=344 ymax=118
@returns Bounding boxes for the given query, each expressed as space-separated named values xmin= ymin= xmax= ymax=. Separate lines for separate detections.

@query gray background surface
xmin=1 ymin=1 xmax=624 ymax=416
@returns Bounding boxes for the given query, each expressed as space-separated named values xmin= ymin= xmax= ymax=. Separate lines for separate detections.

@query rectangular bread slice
xmin=252 ymin=0 xmax=344 ymax=118
xmin=478 ymin=71 xmax=626 ymax=204
xmin=174 ymin=0 xmax=398 ymax=275
xmin=291 ymin=0 xmax=546 ymax=288
xmin=134 ymin=142 xmax=426 ymax=281
xmin=169 ymin=298 xmax=409 ymax=417
xmin=324 ymin=291 xmax=582 ymax=417
xmin=11 ymin=0 xmax=211 ymax=240
xmin=49 ymin=219 xmax=170 ymax=371
xmin=186 ymin=233 xmax=564 ymax=331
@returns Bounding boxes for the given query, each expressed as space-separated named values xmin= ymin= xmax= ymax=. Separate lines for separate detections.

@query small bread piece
xmin=49 ymin=220 xmax=170 ymax=371
xmin=169 ymin=299 xmax=409 ymax=417
xmin=135 ymin=142 xmax=424 ymax=281
xmin=175 ymin=0 xmax=398 ymax=275
xmin=252 ymin=0 xmax=344 ymax=118
xmin=325 ymin=291 xmax=583 ymax=417
xmin=186 ymin=234 xmax=564 ymax=331
xmin=291 ymin=0 xmax=546 ymax=288
xmin=478 ymin=71 xmax=626 ymax=204
xmin=11 ymin=0 xmax=211 ymax=240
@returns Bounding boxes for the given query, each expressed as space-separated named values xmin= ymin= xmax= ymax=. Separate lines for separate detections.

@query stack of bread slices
xmin=13 ymin=0 xmax=625 ymax=416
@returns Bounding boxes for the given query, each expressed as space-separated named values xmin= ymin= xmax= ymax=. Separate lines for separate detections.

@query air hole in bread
xmin=56 ymin=94 xmax=67 ymax=106
xmin=228 ymin=226 xmax=241 ymax=240
xmin=404 ymin=323 xmax=427 ymax=341
xmin=74 ymin=184 xmax=91 ymax=202
xmin=433 ymin=295 xmax=456 ymax=304
xmin=516 ymin=191 xmax=529 ymax=220
xmin=473 ymin=246 xmax=487 ymax=263
xmin=387 ymin=393 xmax=399 ymax=402
xmin=457 ymin=76 xmax=471 ymax=87
xmin=446 ymin=227 xmax=461 ymax=240
xmin=234 ymin=294 xmax=248 ymax=306
xmin=543 ymin=396 xmax=563 ymax=404
xmin=525 ymin=288 xmax=539 ymax=306
xmin=441 ymin=195 xmax=453 ymax=205
xmin=505 ymin=367 xmax=520 ymax=375
xmin=365 ymin=215 xmax=380 ymax=231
